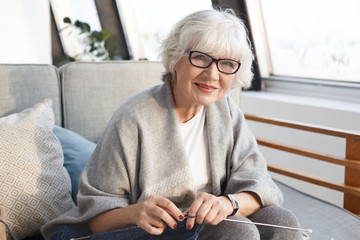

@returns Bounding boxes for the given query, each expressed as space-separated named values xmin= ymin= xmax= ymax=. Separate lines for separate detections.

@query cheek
xmin=221 ymin=77 xmax=236 ymax=91
xmin=173 ymin=57 xmax=189 ymax=73
xmin=175 ymin=67 xmax=200 ymax=85
xmin=174 ymin=61 xmax=190 ymax=81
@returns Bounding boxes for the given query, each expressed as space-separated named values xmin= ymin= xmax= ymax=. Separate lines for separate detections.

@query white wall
xmin=241 ymin=91 xmax=360 ymax=207
xmin=0 ymin=0 xmax=51 ymax=64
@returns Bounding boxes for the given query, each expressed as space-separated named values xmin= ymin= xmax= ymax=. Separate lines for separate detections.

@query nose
xmin=205 ymin=62 xmax=220 ymax=81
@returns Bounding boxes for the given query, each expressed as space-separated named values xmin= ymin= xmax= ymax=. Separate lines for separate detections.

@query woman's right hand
xmin=131 ymin=195 xmax=184 ymax=235
xmin=89 ymin=195 xmax=184 ymax=235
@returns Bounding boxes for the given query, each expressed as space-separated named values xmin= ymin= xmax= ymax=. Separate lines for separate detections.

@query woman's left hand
xmin=185 ymin=192 xmax=233 ymax=230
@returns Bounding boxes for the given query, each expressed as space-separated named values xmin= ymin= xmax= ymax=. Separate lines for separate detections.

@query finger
xmin=210 ymin=212 xmax=226 ymax=225
xmin=202 ymin=207 xmax=218 ymax=224
xmin=150 ymin=217 xmax=167 ymax=229
xmin=152 ymin=205 xmax=178 ymax=230
xmin=186 ymin=214 xmax=196 ymax=230
xmin=138 ymin=196 xmax=179 ymax=230
xmin=195 ymin=201 xmax=212 ymax=224
xmin=155 ymin=196 xmax=184 ymax=221
xmin=204 ymin=207 xmax=229 ymax=225
xmin=186 ymin=197 xmax=204 ymax=230
xmin=139 ymin=220 xmax=166 ymax=235
xmin=204 ymin=197 xmax=229 ymax=225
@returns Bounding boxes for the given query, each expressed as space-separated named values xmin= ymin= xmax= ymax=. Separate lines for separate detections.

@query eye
xmin=190 ymin=52 xmax=212 ymax=67
xmin=192 ymin=53 xmax=207 ymax=61
xmin=220 ymin=60 xmax=235 ymax=68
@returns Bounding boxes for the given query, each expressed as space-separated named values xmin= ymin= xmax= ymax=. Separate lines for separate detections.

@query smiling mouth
xmin=195 ymin=83 xmax=217 ymax=90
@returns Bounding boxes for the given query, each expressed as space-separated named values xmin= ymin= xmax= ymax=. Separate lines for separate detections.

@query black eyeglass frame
xmin=188 ymin=50 xmax=241 ymax=75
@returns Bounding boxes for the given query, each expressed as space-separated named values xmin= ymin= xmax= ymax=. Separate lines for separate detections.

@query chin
xmin=197 ymin=97 xmax=218 ymax=106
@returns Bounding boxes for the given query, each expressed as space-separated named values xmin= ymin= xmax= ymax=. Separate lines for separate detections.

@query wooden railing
xmin=245 ymin=114 xmax=360 ymax=216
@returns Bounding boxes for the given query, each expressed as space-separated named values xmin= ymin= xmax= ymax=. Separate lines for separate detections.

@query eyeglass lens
xmin=189 ymin=51 xmax=240 ymax=74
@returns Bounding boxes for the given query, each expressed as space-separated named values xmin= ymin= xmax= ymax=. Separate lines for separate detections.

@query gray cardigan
xmin=41 ymin=82 xmax=282 ymax=239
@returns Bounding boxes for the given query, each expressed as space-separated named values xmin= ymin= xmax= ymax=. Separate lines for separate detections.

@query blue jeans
xmin=50 ymin=220 xmax=204 ymax=240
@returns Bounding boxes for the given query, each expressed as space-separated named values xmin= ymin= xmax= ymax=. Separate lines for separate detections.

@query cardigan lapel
xmin=206 ymin=96 xmax=234 ymax=196
xmin=137 ymin=82 xmax=197 ymax=208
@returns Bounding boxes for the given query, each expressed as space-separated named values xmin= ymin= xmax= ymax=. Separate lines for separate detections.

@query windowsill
xmin=261 ymin=77 xmax=360 ymax=108
xmin=242 ymin=90 xmax=360 ymax=114
xmin=243 ymin=77 xmax=360 ymax=114
xmin=241 ymin=79 xmax=360 ymax=132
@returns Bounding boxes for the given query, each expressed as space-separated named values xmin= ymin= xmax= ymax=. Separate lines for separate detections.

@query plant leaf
xmin=91 ymin=31 xmax=103 ymax=42
xmin=96 ymin=52 xmax=106 ymax=57
xmin=89 ymin=44 xmax=97 ymax=52
xmin=63 ymin=17 xmax=71 ymax=24
xmin=75 ymin=20 xmax=91 ymax=33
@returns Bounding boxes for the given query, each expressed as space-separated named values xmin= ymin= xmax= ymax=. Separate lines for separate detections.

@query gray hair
xmin=159 ymin=9 xmax=254 ymax=89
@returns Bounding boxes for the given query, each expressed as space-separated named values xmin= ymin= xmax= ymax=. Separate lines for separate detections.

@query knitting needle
xmin=223 ymin=218 xmax=312 ymax=233
xmin=69 ymin=218 xmax=312 ymax=240
xmin=70 ymin=236 xmax=90 ymax=240
xmin=185 ymin=213 xmax=312 ymax=233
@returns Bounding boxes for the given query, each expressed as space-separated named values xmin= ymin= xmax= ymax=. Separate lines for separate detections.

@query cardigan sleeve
xmin=76 ymin=105 xmax=141 ymax=215
xmin=40 ymin=106 xmax=140 ymax=239
xmin=223 ymin=97 xmax=283 ymax=207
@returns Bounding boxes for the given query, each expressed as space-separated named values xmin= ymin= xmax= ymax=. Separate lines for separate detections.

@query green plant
xmin=55 ymin=17 xmax=120 ymax=67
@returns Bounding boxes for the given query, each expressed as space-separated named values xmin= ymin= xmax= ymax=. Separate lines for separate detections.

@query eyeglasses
xmin=188 ymin=50 xmax=241 ymax=74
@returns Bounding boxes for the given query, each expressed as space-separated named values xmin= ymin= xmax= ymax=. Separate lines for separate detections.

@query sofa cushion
xmin=276 ymin=180 xmax=360 ymax=239
xmin=0 ymin=64 xmax=62 ymax=126
xmin=60 ymin=61 xmax=165 ymax=143
xmin=0 ymin=99 xmax=75 ymax=239
xmin=53 ymin=126 xmax=96 ymax=204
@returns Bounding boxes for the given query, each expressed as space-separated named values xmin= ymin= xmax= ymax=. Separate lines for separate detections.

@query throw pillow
xmin=0 ymin=99 xmax=75 ymax=239
xmin=0 ymin=207 xmax=6 ymax=240
xmin=53 ymin=126 xmax=96 ymax=204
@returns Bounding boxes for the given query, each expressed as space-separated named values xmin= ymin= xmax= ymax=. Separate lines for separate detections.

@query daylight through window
xmin=260 ymin=0 xmax=360 ymax=83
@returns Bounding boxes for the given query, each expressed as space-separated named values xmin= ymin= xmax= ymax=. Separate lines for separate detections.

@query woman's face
xmin=172 ymin=52 xmax=237 ymax=110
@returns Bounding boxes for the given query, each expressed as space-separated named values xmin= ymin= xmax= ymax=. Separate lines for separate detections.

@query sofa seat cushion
xmin=53 ymin=126 xmax=96 ymax=204
xmin=276 ymin=180 xmax=360 ymax=239
xmin=0 ymin=99 xmax=75 ymax=239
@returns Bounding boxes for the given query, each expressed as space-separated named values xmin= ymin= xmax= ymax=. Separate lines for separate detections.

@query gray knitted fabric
xmin=41 ymin=82 xmax=282 ymax=239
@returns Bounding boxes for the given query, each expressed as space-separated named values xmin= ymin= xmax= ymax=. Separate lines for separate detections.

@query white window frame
xmin=245 ymin=0 xmax=360 ymax=104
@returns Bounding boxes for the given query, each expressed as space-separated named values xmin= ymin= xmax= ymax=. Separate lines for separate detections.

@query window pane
xmin=260 ymin=0 xmax=360 ymax=83
xmin=116 ymin=0 xmax=213 ymax=60
xmin=51 ymin=0 xmax=101 ymax=59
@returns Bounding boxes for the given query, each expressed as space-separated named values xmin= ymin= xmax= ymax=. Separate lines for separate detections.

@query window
xmin=51 ymin=0 xmax=101 ymax=59
xmin=247 ymin=0 xmax=360 ymax=84
xmin=116 ymin=0 xmax=213 ymax=60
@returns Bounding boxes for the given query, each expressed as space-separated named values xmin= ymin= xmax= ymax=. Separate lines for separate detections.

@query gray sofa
xmin=1 ymin=62 xmax=359 ymax=239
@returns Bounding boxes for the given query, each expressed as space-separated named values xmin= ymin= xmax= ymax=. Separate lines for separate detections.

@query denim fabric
xmin=51 ymin=220 xmax=204 ymax=240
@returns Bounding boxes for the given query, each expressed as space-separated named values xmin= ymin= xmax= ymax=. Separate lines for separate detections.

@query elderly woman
xmin=43 ymin=9 xmax=302 ymax=240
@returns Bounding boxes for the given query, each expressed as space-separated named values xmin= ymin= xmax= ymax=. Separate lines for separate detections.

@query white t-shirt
xmin=178 ymin=107 xmax=212 ymax=194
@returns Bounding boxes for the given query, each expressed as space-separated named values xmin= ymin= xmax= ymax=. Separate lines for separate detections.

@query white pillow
xmin=0 ymin=99 xmax=75 ymax=239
